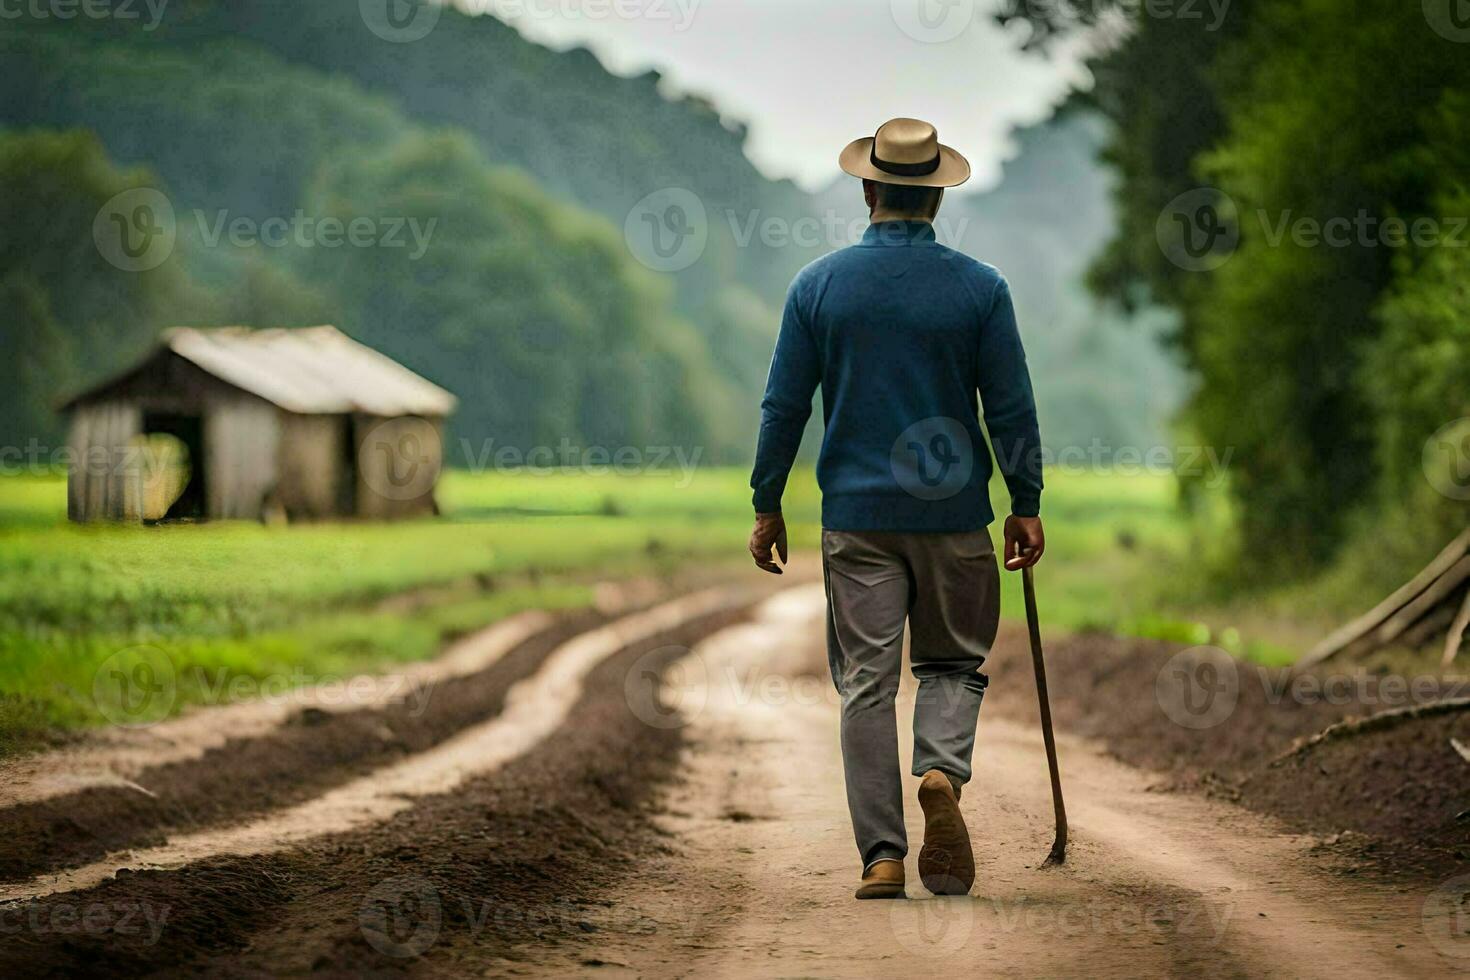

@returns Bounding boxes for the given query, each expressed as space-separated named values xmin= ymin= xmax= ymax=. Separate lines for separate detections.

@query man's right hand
xmin=1003 ymin=514 xmax=1044 ymax=570
xmin=748 ymin=511 xmax=788 ymax=575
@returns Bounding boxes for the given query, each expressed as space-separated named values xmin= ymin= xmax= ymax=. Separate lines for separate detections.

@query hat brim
xmin=839 ymin=137 xmax=970 ymax=188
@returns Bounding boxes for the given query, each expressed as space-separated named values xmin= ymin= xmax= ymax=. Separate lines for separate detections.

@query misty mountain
xmin=0 ymin=2 xmax=1180 ymax=467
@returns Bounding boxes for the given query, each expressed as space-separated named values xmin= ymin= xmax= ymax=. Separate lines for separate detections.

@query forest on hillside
xmin=0 ymin=0 xmax=1180 ymax=469
xmin=1 ymin=1 xmax=804 ymax=460
xmin=1004 ymin=0 xmax=1470 ymax=577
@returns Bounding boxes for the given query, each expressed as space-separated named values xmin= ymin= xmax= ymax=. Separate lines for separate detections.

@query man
xmin=747 ymin=118 xmax=1044 ymax=900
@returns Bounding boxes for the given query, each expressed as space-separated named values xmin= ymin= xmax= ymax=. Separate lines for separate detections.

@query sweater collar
xmin=861 ymin=220 xmax=937 ymax=246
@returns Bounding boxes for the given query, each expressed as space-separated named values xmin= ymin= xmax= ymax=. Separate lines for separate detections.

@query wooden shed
xmin=62 ymin=326 xmax=457 ymax=523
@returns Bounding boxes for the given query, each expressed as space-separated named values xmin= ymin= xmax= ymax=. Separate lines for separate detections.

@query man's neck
xmin=868 ymin=210 xmax=934 ymax=225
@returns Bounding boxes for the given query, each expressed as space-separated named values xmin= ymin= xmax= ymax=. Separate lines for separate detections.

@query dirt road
xmin=508 ymin=586 xmax=1454 ymax=978
xmin=0 ymin=578 xmax=1464 ymax=977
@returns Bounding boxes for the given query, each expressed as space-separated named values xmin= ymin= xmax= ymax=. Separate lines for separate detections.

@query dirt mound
xmin=1242 ymin=704 xmax=1470 ymax=859
xmin=983 ymin=625 xmax=1470 ymax=876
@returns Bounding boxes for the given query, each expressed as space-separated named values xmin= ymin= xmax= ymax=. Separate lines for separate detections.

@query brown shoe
xmin=917 ymin=770 xmax=974 ymax=895
xmin=855 ymin=858 xmax=906 ymax=900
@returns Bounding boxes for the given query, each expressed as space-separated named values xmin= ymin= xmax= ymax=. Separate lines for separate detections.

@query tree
xmin=0 ymin=130 xmax=186 ymax=449
xmin=1007 ymin=0 xmax=1470 ymax=571
xmin=293 ymin=131 xmax=735 ymax=461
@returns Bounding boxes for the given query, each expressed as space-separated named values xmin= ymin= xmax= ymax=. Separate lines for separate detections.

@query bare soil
xmin=981 ymin=627 xmax=1470 ymax=876
xmin=0 ymin=612 xmax=602 ymax=883
xmin=495 ymin=586 xmax=1456 ymax=978
xmin=0 ymin=573 xmax=1465 ymax=977
xmin=0 ymin=602 xmax=755 ymax=978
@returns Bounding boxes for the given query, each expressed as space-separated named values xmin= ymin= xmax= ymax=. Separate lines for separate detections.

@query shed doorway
xmin=140 ymin=412 xmax=206 ymax=521
xmin=337 ymin=414 xmax=358 ymax=516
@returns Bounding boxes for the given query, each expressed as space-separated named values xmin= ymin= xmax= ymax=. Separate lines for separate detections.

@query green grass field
xmin=0 ymin=466 xmax=1290 ymax=755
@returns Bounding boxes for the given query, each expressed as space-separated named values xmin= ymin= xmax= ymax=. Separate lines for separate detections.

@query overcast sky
xmin=464 ymin=0 xmax=1092 ymax=193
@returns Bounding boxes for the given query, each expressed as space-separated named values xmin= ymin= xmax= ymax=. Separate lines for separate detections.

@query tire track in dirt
xmin=0 ymin=589 xmax=771 ymax=977
xmin=0 ymin=611 xmax=554 ymax=810
xmin=0 ymin=578 xmax=727 ymax=885
xmin=5 ymin=578 xmax=1462 ymax=976
xmin=498 ymin=585 xmax=1460 ymax=979
xmin=0 ymin=576 xmax=680 ymax=814
xmin=0 ymin=587 xmax=755 ymax=906
xmin=0 ymin=610 xmax=598 ymax=883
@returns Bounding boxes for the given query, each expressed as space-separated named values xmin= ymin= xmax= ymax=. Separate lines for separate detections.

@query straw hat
xmin=839 ymin=117 xmax=970 ymax=188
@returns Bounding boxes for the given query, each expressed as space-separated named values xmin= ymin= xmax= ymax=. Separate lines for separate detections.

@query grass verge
xmin=0 ymin=466 xmax=1295 ymax=751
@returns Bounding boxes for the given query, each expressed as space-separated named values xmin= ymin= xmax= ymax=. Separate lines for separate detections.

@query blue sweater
xmin=750 ymin=220 xmax=1042 ymax=531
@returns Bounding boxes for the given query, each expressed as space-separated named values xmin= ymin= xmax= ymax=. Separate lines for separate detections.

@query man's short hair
xmin=873 ymin=180 xmax=942 ymax=215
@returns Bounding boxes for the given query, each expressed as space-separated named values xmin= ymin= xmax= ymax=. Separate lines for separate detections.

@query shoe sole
xmin=917 ymin=771 xmax=974 ymax=896
xmin=854 ymin=881 xmax=906 ymax=900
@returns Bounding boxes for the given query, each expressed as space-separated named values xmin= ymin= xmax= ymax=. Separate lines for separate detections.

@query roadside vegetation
xmin=0 ymin=465 xmax=1321 ymax=755
xmin=1005 ymin=0 xmax=1470 ymax=578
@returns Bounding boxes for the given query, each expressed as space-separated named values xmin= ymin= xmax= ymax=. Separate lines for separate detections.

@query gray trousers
xmin=821 ymin=528 xmax=1000 ymax=868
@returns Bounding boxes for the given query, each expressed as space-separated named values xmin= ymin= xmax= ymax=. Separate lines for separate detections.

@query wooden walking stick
xmin=1022 ymin=564 xmax=1068 ymax=865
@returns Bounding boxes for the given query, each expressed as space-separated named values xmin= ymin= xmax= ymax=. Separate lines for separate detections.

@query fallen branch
xmin=1374 ymin=556 xmax=1470 ymax=644
xmin=1297 ymin=529 xmax=1470 ymax=667
xmin=1268 ymin=697 xmax=1470 ymax=767
xmin=1402 ymin=603 xmax=1457 ymax=649
xmin=1451 ymin=738 xmax=1470 ymax=765
xmin=1444 ymin=588 xmax=1470 ymax=667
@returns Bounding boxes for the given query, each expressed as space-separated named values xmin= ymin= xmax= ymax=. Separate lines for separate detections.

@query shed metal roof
xmin=71 ymin=326 xmax=456 ymax=417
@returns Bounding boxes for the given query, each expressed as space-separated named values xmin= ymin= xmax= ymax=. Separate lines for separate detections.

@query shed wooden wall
xmin=67 ymin=402 xmax=143 ymax=522
xmin=354 ymin=415 xmax=443 ymax=520
xmin=205 ymin=395 xmax=280 ymax=520
xmin=276 ymin=413 xmax=348 ymax=519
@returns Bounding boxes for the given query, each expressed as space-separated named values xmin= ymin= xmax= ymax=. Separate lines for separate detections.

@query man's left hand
xmin=1003 ymin=514 xmax=1045 ymax=570
xmin=748 ymin=512 xmax=788 ymax=575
